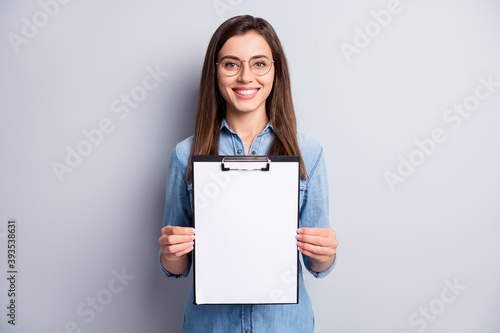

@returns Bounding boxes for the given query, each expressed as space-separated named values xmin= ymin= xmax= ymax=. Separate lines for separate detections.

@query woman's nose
xmin=237 ymin=61 xmax=253 ymax=82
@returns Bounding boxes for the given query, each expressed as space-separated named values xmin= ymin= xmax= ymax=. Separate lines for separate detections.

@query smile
xmin=232 ymin=88 xmax=260 ymax=99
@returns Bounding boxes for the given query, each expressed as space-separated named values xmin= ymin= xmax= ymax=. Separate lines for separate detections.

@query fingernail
xmin=297 ymin=228 xmax=303 ymax=233
xmin=296 ymin=234 xmax=302 ymax=240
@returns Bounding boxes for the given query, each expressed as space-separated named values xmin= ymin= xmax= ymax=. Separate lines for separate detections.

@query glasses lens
xmin=220 ymin=59 xmax=241 ymax=76
xmin=250 ymin=56 xmax=272 ymax=75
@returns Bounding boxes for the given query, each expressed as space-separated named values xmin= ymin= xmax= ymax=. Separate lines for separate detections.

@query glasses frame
xmin=216 ymin=55 xmax=275 ymax=77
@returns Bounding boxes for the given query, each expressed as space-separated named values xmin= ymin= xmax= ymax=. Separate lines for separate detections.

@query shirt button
xmin=251 ymin=151 xmax=256 ymax=155
xmin=246 ymin=331 xmax=251 ymax=333
xmin=237 ymin=149 xmax=242 ymax=154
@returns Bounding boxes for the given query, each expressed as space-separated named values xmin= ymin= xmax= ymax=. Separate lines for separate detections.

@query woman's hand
xmin=158 ymin=226 xmax=195 ymax=275
xmin=296 ymin=227 xmax=338 ymax=273
xmin=159 ymin=225 xmax=196 ymax=260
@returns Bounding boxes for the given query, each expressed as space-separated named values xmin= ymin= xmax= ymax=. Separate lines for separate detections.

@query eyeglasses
xmin=216 ymin=55 xmax=275 ymax=77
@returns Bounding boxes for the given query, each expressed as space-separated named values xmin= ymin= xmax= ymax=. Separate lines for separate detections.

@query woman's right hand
xmin=158 ymin=225 xmax=196 ymax=262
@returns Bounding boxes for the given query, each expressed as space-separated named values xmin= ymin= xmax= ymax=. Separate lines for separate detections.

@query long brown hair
xmin=187 ymin=15 xmax=306 ymax=181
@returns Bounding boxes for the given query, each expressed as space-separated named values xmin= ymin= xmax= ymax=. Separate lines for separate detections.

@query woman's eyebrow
xmin=250 ymin=54 xmax=268 ymax=59
xmin=219 ymin=54 xmax=269 ymax=61
xmin=220 ymin=55 xmax=241 ymax=61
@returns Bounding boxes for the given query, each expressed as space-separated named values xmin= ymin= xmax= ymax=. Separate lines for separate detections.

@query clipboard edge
xmin=192 ymin=155 xmax=301 ymax=305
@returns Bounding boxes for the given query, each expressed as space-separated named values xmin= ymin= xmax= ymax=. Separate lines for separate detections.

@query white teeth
xmin=234 ymin=89 xmax=258 ymax=95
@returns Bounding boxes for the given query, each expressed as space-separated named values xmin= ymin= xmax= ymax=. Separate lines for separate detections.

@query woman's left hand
xmin=296 ymin=227 xmax=338 ymax=272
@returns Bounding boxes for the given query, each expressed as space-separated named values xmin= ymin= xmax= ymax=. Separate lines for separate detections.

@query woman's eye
xmin=224 ymin=62 xmax=238 ymax=68
xmin=253 ymin=61 xmax=266 ymax=67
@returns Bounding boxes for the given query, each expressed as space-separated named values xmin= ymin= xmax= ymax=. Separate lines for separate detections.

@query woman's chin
xmin=226 ymin=101 xmax=266 ymax=115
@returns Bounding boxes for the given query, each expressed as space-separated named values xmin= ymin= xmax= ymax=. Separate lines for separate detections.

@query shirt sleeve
xmin=300 ymin=147 xmax=336 ymax=279
xmin=157 ymin=145 xmax=193 ymax=278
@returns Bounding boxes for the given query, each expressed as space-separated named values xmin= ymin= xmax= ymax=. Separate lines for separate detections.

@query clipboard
xmin=192 ymin=155 xmax=300 ymax=305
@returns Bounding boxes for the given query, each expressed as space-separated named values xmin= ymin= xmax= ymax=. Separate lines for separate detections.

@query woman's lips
xmin=232 ymin=88 xmax=260 ymax=99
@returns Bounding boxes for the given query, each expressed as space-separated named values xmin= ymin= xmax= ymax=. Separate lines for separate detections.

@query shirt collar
xmin=220 ymin=118 xmax=274 ymax=135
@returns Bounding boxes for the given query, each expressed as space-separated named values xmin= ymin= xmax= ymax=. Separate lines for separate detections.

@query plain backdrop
xmin=1 ymin=0 xmax=499 ymax=332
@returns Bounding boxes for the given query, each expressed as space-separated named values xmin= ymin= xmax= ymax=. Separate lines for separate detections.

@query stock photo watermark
xmin=193 ymin=159 xmax=264 ymax=211
xmin=385 ymin=74 xmax=499 ymax=192
xmin=51 ymin=65 xmax=168 ymax=183
xmin=194 ymin=169 xmax=232 ymax=211
xmin=340 ymin=0 xmax=420 ymax=64
xmin=50 ymin=267 xmax=135 ymax=333
xmin=5 ymin=220 xmax=18 ymax=326
xmin=399 ymin=278 xmax=467 ymax=333
xmin=213 ymin=0 xmax=244 ymax=21
xmin=267 ymin=265 xmax=298 ymax=303
xmin=7 ymin=0 xmax=73 ymax=54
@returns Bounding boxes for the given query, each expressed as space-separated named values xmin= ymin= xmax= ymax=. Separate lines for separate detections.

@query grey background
xmin=1 ymin=0 xmax=499 ymax=332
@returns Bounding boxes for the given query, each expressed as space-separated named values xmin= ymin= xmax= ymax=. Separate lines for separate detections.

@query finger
xmin=159 ymin=234 xmax=195 ymax=246
xmin=162 ymin=244 xmax=194 ymax=261
xmin=296 ymin=233 xmax=331 ymax=247
xmin=163 ymin=225 xmax=195 ymax=236
xmin=298 ymin=227 xmax=335 ymax=237
xmin=297 ymin=247 xmax=331 ymax=262
xmin=163 ymin=241 xmax=195 ymax=255
xmin=297 ymin=241 xmax=335 ymax=257
xmin=176 ymin=244 xmax=194 ymax=256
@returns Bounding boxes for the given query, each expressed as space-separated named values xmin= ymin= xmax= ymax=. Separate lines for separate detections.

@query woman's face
xmin=217 ymin=32 xmax=275 ymax=116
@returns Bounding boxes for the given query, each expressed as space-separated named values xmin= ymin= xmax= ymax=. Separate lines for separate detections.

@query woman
xmin=158 ymin=15 xmax=338 ymax=332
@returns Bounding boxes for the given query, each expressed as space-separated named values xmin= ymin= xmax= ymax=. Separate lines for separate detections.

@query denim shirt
xmin=158 ymin=119 xmax=336 ymax=333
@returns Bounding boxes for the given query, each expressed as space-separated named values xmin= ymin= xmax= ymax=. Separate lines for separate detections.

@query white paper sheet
xmin=193 ymin=157 xmax=299 ymax=304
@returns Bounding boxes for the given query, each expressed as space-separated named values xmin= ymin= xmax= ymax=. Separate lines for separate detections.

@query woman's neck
xmin=225 ymin=108 xmax=269 ymax=154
